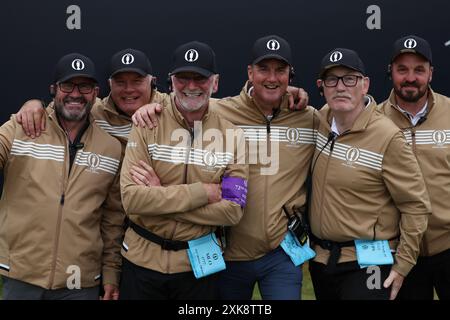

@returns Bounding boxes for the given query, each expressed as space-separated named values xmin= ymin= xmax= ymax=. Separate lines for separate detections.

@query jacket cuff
xmin=392 ymin=255 xmax=414 ymax=277
xmin=189 ymin=182 xmax=209 ymax=210
xmin=102 ymin=267 xmax=120 ymax=287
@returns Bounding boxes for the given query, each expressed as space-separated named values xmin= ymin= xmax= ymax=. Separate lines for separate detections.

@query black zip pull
xmin=60 ymin=194 xmax=65 ymax=205
xmin=330 ymin=139 xmax=336 ymax=153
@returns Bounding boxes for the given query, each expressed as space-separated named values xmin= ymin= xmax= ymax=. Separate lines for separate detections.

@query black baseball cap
xmin=319 ymin=48 xmax=366 ymax=78
xmin=110 ymin=48 xmax=153 ymax=78
xmin=54 ymin=53 xmax=97 ymax=83
xmin=391 ymin=35 xmax=432 ymax=64
xmin=170 ymin=41 xmax=218 ymax=77
xmin=251 ymin=35 xmax=292 ymax=66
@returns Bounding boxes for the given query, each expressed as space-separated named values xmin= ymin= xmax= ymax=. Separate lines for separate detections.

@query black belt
xmin=310 ymin=233 xmax=354 ymax=273
xmin=129 ymin=221 xmax=189 ymax=251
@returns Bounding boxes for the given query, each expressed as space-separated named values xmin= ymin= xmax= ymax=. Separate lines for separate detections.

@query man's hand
xmin=203 ymin=183 xmax=222 ymax=204
xmin=287 ymin=86 xmax=309 ymax=111
xmin=131 ymin=103 xmax=163 ymax=129
xmin=15 ymin=99 xmax=46 ymax=138
xmin=101 ymin=284 xmax=119 ymax=300
xmin=383 ymin=269 xmax=405 ymax=300
xmin=130 ymin=160 xmax=161 ymax=187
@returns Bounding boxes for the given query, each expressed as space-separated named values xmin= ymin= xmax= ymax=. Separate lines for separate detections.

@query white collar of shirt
xmin=331 ymin=95 xmax=372 ymax=135
xmin=397 ymin=101 xmax=428 ymax=126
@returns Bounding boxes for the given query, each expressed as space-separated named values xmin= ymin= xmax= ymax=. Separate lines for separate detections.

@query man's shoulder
xmin=91 ymin=120 xmax=122 ymax=154
xmin=207 ymin=108 xmax=241 ymax=131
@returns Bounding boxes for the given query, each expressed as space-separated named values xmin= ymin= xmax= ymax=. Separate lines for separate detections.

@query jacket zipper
xmin=410 ymin=127 xmax=430 ymax=256
xmin=317 ymin=131 xmax=341 ymax=238
xmin=263 ymin=110 xmax=279 ymax=246
xmin=48 ymin=140 xmax=70 ymax=289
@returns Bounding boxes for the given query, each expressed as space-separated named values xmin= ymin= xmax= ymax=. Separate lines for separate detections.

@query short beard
xmin=394 ymin=83 xmax=428 ymax=103
xmin=174 ymin=86 xmax=213 ymax=113
xmin=55 ymin=98 xmax=93 ymax=122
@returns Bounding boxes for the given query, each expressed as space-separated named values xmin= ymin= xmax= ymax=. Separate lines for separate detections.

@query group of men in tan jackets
xmin=0 ymin=33 xmax=448 ymax=300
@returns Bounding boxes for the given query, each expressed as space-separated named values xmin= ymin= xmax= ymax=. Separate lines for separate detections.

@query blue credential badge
xmin=280 ymin=231 xmax=316 ymax=266
xmin=187 ymin=233 xmax=226 ymax=279
xmin=354 ymin=239 xmax=394 ymax=269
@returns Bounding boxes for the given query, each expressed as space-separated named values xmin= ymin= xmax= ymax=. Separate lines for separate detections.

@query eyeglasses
xmin=322 ymin=75 xmax=363 ymax=87
xmin=58 ymin=82 xmax=96 ymax=94
xmin=174 ymin=74 xmax=209 ymax=85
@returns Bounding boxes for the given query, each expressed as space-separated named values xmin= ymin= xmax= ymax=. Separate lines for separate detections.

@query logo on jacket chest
xmin=202 ymin=151 xmax=219 ymax=172
xmin=432 ymin=130 xmax=448 ymax=148
xmin=344 ymin=147 xmax=360 ymax=168
xmin=285 ymin=128 xmax=302 ymax=146
xmin=87 ymin=153 xmax=101 ymax=173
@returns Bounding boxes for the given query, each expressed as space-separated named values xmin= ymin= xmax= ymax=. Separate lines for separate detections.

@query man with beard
xmin=119 ymin=41 xmax=248 ymax=299
xmin=15 ymin=48 xmax=164 ymax=156
xmin=308 ymin=48 xmax=430 ymax=300
xmin=131 ymin=35 xmax=317 ymax=300
xmin=378 ymin=35 xmax=450 ymax=300
xmin=0 ymin=53 xmax=124 ymax=299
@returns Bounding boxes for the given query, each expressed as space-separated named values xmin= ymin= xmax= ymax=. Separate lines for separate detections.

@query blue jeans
xmin=219 ymin=246 xmax=303 ymax=300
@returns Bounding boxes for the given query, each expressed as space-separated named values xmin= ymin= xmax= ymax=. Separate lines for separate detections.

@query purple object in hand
xmin=221 ymin=176 xmax=248 ymax=208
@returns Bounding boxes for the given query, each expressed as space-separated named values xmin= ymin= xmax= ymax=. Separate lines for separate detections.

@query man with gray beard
xmin=119 ymin=41 xmax=248 ymax=299
xmin=0 ymin=53 xmax=124 ymax=300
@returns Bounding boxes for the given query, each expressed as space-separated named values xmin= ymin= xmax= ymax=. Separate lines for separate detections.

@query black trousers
xmin=309 ymin=260 xmax=391 ymax=300
xmin=397 ymin=248 xmax=450 ymax=300
xmin=119 ymin=258 xmax=219 ymax=300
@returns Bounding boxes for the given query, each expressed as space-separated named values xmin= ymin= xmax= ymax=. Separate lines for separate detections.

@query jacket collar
xmin=47 ymin=102 xmax=93 ymax=136
xmin=387 ymin=86 xmax=436 ymax=116
xmin=166 ymin=92 xmax=211 ymax=130
xmin=239 ymin=81 xmax=290 ymax=119
xmin=319 ymin=95 xmax=377 ymax=135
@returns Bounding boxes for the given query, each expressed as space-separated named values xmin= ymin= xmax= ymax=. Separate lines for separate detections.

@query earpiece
xmin=387 ymin=64 xmax=392 ymax=80
xmin=318 ymin=86 xmax=324 ymax=96
xmin=49 ymin=85 xmax=56 ymax=98
xmin=167 ymin=74 xmax=173 ymax=92
xmin=150 ymin=76 xmax=157 ymax=90
xmin=289 ymin=67 xmax=295 ymax=84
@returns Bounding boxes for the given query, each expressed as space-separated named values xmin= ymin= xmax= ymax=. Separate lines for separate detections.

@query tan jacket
xmin=378 ymin=89 xmax=450 ymax=257
xmin=310 ymin=97 xmax=431 ymax=276
xmin=120 ymin=93 xmax=249 ymax=274
xmin=213 ymin=83 xmax=317 ymax=261
xmin=0 ymin=106 xmax=124 ymax=289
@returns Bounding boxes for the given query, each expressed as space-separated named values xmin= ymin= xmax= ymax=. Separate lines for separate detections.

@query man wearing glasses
xmin=307 ymin=48 xmax=430 ymax=300
xmin=378 ymin=35 xmax=450 ymax=300
xmin=0 ymin=53 xmax=124 ymax=299
xmin=15 ymin=48 xmax=163 ymax=156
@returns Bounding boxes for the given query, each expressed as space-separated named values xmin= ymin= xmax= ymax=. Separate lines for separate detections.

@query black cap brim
xmin=252 ymin=54 xmax=291 ymax=66
xmin=110 ymin=67 xmax=148 ymax=78
xmin=391 ymin=49 xmax=432 ymax=64
xmin=57 ymin=73 xmax=98 ymax=83
xmin=170 ymin=66 xmax=214 ymax=78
